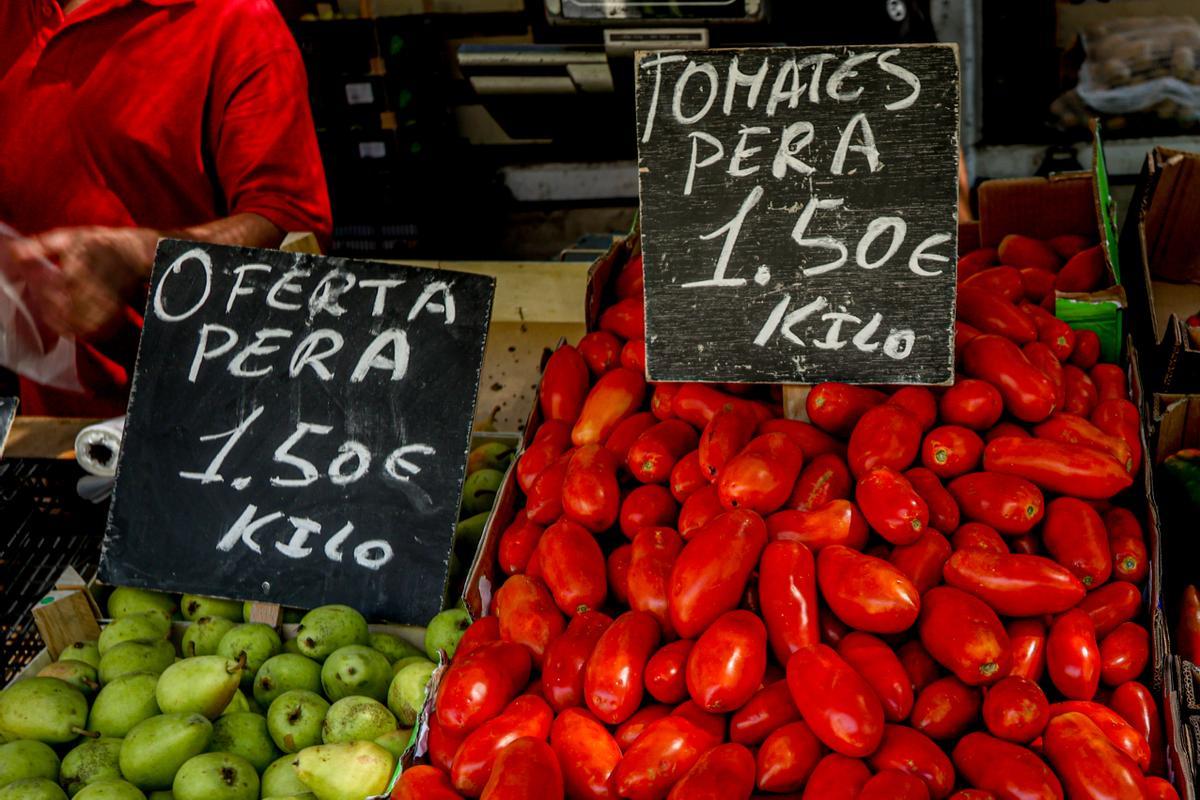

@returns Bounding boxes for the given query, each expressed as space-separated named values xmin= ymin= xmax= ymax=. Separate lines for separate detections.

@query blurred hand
xmin=7 ymin=226 xmax=159 ymax=340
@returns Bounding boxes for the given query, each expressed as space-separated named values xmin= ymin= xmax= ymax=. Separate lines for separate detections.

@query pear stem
xmin=230 ymin=652 xmax=248 ymax=674
xmin=73 ymin=726 xmax=100 ymax=739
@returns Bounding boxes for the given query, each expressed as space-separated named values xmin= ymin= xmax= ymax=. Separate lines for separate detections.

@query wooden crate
xmin=388 ymin=260 xmax=590 ymax=432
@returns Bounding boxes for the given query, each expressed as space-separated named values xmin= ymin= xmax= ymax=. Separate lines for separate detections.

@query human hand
xmin=9 ymin=226 xmax=160 ymax=340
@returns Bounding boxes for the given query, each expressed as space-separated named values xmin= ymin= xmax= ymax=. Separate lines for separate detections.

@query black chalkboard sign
xmin=635 ymin=45 xmax=959 ymax=384
xmin=0 ymin=397 xmax=17 ymax=457
xmin=100 ymin=241 xmax=494 ymax=623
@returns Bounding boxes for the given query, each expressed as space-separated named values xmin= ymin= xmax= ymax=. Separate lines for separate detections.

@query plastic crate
xmin=0 ymin=459 xmax=108 ymax=684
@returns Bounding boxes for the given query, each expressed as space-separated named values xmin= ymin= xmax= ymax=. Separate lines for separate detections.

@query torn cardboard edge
xmin=1122 ymin=146 xmax=1200 ymax=393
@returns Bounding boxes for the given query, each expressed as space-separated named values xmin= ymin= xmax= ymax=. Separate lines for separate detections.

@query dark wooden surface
xmin=101 ymin=241 xmax=494 ymax=623
xmin=636 ymin=44 xmax=959 ymax=385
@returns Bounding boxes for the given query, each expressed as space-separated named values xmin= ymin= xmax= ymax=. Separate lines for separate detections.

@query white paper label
xmin=358 ymin=142 xmax=387 ymax=159
xmin=345 ymin=82 xmax=375 ymax=105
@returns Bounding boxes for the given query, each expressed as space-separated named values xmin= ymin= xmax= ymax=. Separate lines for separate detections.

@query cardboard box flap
xmin=977 ymin=174 xmax=1099 ymax=246
xmin=957 ymin=220 xmax=980 ymax=255
xmin=1092 ymin=123 xmax=1122 ymax=284
xmin=1144 ymin=147 xmax=1200 ymax=285
xmin=1154 ymin=393 xmax=1200 ymax=464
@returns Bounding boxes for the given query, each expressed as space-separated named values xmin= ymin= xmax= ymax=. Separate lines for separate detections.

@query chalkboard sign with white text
xmin=100 ymin=241 xmax=494 ymax=622
xmin=636 ymin=45 xmax=959 ymax=384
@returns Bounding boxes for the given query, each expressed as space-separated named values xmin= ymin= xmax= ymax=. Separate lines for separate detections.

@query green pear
xmin=455 ymin=511 xmax=491 ymax=552
xmin=87 ymin=673 xmax=160 ymax=737
xmin=155 ymin=656 xmax=244 ymax=719
xmin=293 ymin=607 xmax=368 ymax=661
xmin=219 ymin=690 xmax=251 ymax=717
xmin=209 ymin=713 xmax=279 ymax=773
xmin=294 ymin=742 xmax=394 ymax=800
xmin=60 ymin=737 xmax=123 ymax=797
xmin=73 ymin=781 xmax=145 ymax=800
xmin=266 ymin=691 xmax=328 ymax=754
xmin=253 ymin=655 xmax=321 ymax=708
xmin=37 ymin=661 xmax=99 ymax=696
xmin=320 ymin=697 xmax=396 ymax=744
xmin=118 ymin=713 xmax=212 ymax=790
xmin=0 ymin=678 xmax=88 ymax=743
xmin=0 ymin=779 xmax=68 ymax=800
xmin=106 ymin=588 xmax=177 ymax=622
xmin=424 ymin=609 xmax=470 ymax=661
xmin=461 ymin=469 xmax=503 ymax=515
xmin=98 ymin=640 xmax=175 ymax=685
xmin=180 ymin=596 xmax=242 ymax=623
xmin=171 ymin=753 xmax=257 ymax=800
xmin=98 ymin=614 xmax=169 ymax=656
xmin=180 ymin=618 xmax=237 ymax=658
xmin=0 ymin=740 xmax=59 ymax=785
xmin=58 ymin=641 xmax=100 ymax=669
xmin=282 ymin=638 xmax=303 ymax=655
xmin=366 ymin=633 xmax=423 ymax=664
xmin=216 ymin=625 xmax=280 ymax=686
xmin=386 ymin=661 xmax=436 ymax=727
xmin=390 ymin=656 xmax=433 ymax=676
xmin=372 ymin=728 xmax=412 ymax=760
xmin=319 ymin=646 xmax=390 ymax=703
xmin=467 ymin=441 xmax=513 ymax=474
xmin=260 ymin=756 xmax=308 ymax=798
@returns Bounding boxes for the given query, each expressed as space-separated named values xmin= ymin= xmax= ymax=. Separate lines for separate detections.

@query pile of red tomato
xmin=394 ymin=233 xmax=1175 ymax=800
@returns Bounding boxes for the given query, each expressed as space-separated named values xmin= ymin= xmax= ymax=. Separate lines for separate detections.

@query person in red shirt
xmin=0 ymin=0 xmax=332 ymax=417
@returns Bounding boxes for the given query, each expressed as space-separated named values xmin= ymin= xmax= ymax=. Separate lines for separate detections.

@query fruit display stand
xmin=393 ymin=225 xmax=1189 ymax=798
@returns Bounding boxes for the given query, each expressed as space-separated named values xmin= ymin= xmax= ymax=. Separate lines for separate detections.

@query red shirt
xmin=0 ymin=0 xmax=332 ymax=416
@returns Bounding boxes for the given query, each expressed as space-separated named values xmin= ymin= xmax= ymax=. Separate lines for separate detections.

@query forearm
xmin=173 ymin=212 xmax=285 ymax=251
xmin=130 ymin=213 xmax=285 ymax=280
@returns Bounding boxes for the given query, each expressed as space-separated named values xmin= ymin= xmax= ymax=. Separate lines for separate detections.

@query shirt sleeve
xmin=207 ymin=32 xmax=333 ymax=250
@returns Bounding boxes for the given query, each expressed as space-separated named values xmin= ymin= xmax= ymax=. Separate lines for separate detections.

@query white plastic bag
xmin=0 ymin=223 xmax=81 ymax=392
xmin=1078 ymin=16 xmax=1200 ymax=118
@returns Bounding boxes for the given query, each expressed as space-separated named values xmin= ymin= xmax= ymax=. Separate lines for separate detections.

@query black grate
xmin=0 ymin=460 xmax=109 ymax=685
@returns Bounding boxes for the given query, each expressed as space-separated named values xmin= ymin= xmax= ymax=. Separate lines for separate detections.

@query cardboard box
xmin=1148 ymin=390 xmax=1200 ymax=796
xmin=406 ymin=235 xmax=635 ymax=773
xmin=9 ymin=586 xmax=427 ymax=798
xmin=1171 ymin=657 xmax=1199 ymax=800
xmin=1123 ymin=147 xmax=1200 ymax=393
xmin=401 ymin=232 xmax=1192 ymax=792
xmin=972 ymin=133 xmax=1127 ymax=361
xmin=458 ymin=236 xmax=630 ymax=619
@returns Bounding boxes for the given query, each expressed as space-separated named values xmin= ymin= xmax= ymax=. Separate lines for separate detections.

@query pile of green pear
xmin=451 ymin=441 xmax=513 ymax=579
xmin=0 ymin=587 xmax=474 ymax=800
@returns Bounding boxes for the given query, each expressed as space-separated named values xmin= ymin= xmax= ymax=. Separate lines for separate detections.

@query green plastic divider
xmin=1056 ymin=121 xmax=1123 ymax=363
xmin=1057 ymin=296 xmax=1124 ymax=363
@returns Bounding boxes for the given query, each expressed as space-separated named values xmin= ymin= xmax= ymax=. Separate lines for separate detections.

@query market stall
xmin=2 ymin=34 xmax=1199 ymax=800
